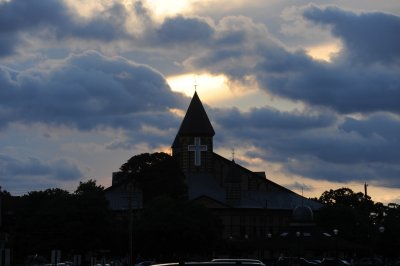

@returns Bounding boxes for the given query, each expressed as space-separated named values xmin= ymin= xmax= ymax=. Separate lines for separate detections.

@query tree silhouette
xmin=12 ymin=181 xmax=120 ymax=263
xmin=118 ymin=152 xmax=187 ymax=204
xmin=134 ymin=196 xmax=223 ymax=261
xmin=316 ymin=187 xmax=400 ymax=257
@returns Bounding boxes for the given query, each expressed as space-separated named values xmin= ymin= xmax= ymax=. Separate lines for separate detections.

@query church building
xmin=106 ymin=91 xmax=323 ymax=258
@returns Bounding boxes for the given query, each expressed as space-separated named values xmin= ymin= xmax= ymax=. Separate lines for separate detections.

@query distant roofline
xmin=212 ymin=152 xmax=323 ymax=209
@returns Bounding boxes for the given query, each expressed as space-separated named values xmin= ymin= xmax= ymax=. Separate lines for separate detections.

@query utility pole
xmin=0 ymin=186 xmax=2 ymax=229
xmin=364 ymin=182 xmax=368 ymax=200
xmin=128 ymin=181 xmax=135 ymax=266
xmin=1 ymin=186 xmax=4 ymax=265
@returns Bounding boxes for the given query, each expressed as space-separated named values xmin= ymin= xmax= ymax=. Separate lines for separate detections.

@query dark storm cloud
xmin=153 ymin=15 xmax=214 ymax=45
xmin=256 ymin=53 xmax=400 ymax=114
xmin=0 ymin=50 xmax=184 ymax=131
xmin=0 ymin=0 xmax=65 ymax=32
xmin=285 ymin=157 xmax=400 ymax=187
xmin=105 ymin=111 xmax=182 ymax=150
xmin=60 ymin=4 xmax=129 ymax=41
xmin=0 ymin=0 xmax=129 ymax=56
xmin=184 ymin=16 xmax=277 ymax=82
xmin=303 ymin=6 xmax=400 ymax=65
xmin=0 ymin=154 xmax=82 ymax=181
xmin=0 ymin=0 xmax=64 ymax=56
xmin=340 ymin=114 xmax=400 ymax=141
xmin=213 ymin=106 xmax=336 ymax=130
xmin=256 ymin=6 xmax=400 ymax=114
xmin=219 ymin=114 xmax=399 ymax=165
xmin=243 ymin=119 xmax=400 ymax=165
xmin=212 ymin=105 xmax=400 ymax=185
xmin=184 ymin=8 xmax=400 ymax=114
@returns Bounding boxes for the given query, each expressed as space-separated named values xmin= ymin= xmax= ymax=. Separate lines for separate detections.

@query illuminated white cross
xmin=188 ymin=137 xmax=207 ymax=166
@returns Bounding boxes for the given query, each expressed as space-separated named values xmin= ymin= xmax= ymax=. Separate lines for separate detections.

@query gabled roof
xmin=192 ymin=195 xmax=231 ymax=209
xmin=172 ymin=91 xmax=215 ymax=147
xmin=211 ymin=153 xmax=324 ymax=210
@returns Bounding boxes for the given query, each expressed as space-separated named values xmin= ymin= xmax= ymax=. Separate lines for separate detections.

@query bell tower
xmin=172 ymin=92 xmax=215 ymax=173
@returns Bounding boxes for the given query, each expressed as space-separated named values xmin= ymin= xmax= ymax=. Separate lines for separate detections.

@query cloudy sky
xmin=1 ymin=0 xmax=400 ymax=203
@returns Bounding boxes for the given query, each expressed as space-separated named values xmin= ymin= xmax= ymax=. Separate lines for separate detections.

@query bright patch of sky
xmin=168 ymin=73 xmax=305 ymax=112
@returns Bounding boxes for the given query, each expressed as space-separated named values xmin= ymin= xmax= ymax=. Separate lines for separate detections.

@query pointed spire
xmin=172 ymin=91 xmax=215 ymax=148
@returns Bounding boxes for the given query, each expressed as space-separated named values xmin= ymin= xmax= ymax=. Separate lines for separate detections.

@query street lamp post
xmin=228 ymin=235 xmax=234 ymax=258
xmin=333 ymin=229 xmax=339 ymax=265
xmin=296 ymin=231 xmax=301 ymax=259
xmin=266 ymin=233 xmax=272 ymax=259
xmin=378 ymin=226 xmax=385 ymax=264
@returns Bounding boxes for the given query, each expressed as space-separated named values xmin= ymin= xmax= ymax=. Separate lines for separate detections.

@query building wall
xmin=212 ymin=208 xmax=292 ymax=240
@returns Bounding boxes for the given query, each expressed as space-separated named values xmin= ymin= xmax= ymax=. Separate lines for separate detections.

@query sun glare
xmin=167 ymin=72 xmax=305 ymax=112
xmin=167 ymin=73 xmax=231 ymax=104
xmin=306 ymin=42 xmax=341 ymax=62
xmin=144 ymin=0 xmax=194 ymax=18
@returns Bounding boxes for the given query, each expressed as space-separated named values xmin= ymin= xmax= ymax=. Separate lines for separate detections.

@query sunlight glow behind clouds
xmin=168 ymin=73 xmax=227 ymax=98
xmin=167 ymin=72 xmax=305 ymax=112
xmin=64 ymin=0 xmax=107 ymax=18
xmin=143 ymin=0 xmax=193 ymax=19
xmin=167 ymin=73 xmax=267 ymax=110
xmin=306 ymin=42 xmax=341 ymax=62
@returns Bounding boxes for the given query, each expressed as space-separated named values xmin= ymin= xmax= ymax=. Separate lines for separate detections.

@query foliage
xmin=6 ymin=152 xmax=222 ymax=261
xmin=318 ymin=187 xmax=373 ymax=208
xmin=316 ymin=187 xmax=400 ymax=257
xmin=12 ymin=180 xmax=118 ymax=261
xmin=75 ymin=179 xmax=104 ymax=195
xmin=118 ymin=152 xmax=187 ymax=204
xmin=120 ymin=152 xmax=171 ymax=174
xmin=134 ymin=196 xmax=223 ymax=261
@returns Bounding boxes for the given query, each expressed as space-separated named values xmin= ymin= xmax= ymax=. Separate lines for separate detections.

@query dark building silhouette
xmin=105 ymin=91 xmax=323 ymax=258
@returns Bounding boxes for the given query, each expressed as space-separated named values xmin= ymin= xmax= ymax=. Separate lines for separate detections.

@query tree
xmin=318 ymin=187 xmax=372 ymax=209
xmin=315 ymin=187 xmax=399 ymax=254
xmin=0 ymin=187 xmax=12 ymax=228
xmin=120 ymin=152 xmax=171 ymax=174
xmin=14 ymin=188 xmax=73 ymax=256
xmin=13 ymin=181 xmax=119 ymax=261
xmin=75 ymin=179 xmax=104 ymax=195
xmin=134 ymin=196 xmax=223 ymax=261
xmin=376 ymin=203 xmax=400 ymax=258
xmin=119 ymin=152 xmax=187 ymax=204
xmin=72 ymin=179 xmax=115 ymax=253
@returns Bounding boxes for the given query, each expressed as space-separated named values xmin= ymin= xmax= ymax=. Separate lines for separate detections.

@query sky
xmin=1 ymin=0 xmax=400 ymax=204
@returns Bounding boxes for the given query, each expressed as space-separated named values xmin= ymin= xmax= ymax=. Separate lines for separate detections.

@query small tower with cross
xmin=172 ymin=91 xmax=215 ymax=173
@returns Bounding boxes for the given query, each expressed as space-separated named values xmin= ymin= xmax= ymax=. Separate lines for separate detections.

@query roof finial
xmin=231 ymin=148 xmax=235 ymax=162
xmin=194 ymin=75 xmax=198 ymax=92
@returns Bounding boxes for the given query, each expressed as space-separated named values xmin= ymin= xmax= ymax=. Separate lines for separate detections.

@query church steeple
xmin=172 ymin=91 xmax=214 ymax=173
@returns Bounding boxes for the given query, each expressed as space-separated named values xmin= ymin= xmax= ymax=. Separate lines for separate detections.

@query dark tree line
xmin=314 ymin=187 xmax=400 ymax=258
xmin=9 ymin=180 xmax=123 ymax=261
xmin=0 ymin=153 xmax=223 ymax=263
xmin=3 ymin=152 xmax=400 ymax=262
